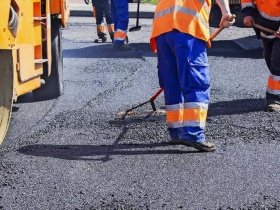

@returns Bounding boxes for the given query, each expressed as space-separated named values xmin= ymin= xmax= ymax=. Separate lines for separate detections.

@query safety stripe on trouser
xmin=156 ymin=30 xmax=209 ymax=142
xmin=267 ymin=74 xmax=280 ymax=95
xmin=97 ymin=24 xmax=105 ymax=33
xmin=111 ymin=0 xmax=129 ymax=45
xmin=166 ymin=102 xmax=208 ymax=128
xmin=107 ymin=24 xmax=114 ymax=33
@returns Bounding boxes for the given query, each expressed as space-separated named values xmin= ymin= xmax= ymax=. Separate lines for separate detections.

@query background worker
xmin=241 ymin=0 xmax=280 ymax=112
xmin=150 ymin=0 xmax=234 ymax=152
xmin=111 ymin=0 xmax=130 ymax=50
xmin=92 ymin=0 xmax=114 ymax=43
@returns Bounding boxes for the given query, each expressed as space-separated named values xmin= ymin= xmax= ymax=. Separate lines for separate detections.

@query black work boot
xmin=266 ymin=100 xmax=280 ymax=112
xmin=124 ymin=36 xmax=129 ymax=44
xmin=181 ymin=141 xmax=216 ymax=152
xmin=110 ymin=33 xmax=114 ymax=43
xmin=94 ymin=34 xmax=107 ymax=43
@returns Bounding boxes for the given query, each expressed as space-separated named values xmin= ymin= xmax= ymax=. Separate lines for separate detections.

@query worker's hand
xmin=243 ymin=16 xmax=254 ymax=27
xmin=274 ymin=27 xmax=280 ymax=38
xmin=220 ymin=14 xmax=235 ymax=28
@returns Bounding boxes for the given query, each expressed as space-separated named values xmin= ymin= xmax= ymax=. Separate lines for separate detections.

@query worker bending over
xmin=242 ymin=0 xmax=280 ymax=111
xmin=150 ymin=0 xmax=234 ymax=152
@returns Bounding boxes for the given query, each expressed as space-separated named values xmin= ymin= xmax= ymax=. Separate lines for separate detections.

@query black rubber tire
xmin=33 ymin=17 xmax=63 ymax=100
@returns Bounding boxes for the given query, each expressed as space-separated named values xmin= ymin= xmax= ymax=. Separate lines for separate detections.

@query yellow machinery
xmin=0 ymin=0 xmax=70 ymax=144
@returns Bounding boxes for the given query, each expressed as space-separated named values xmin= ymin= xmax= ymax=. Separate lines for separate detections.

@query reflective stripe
xmin=271 ymin=74 xmax=280 ymax=81
xmin=241 ymin=2 xmax=254 ymax=9
xmin=107 ymin=24 xmax=114 ymax=33
xmin=260 ymin=32 xmax=276 ymax=39
xmin=184 ymin=102 xmax=208 ymax=110
xmin=97 ymin=24 xmax=105 ymax=33
xmin=183 ymin=121 xmax=206 ymax=128
xmin=166 ymin=109 xmax=183 ymax=123
xmin=259 ymin=10 xmax=280 ymax=21
xmin=166 ymin=103 xmax=183 ymax=111
xmin=167 ymin=121 xmax=206 ymax=128
xmin=154 ymin=5 xmax=209 ymax=30
xmin=166 ymin=102 xmax=208 ymax=128
xmin=183 ymin=108 xmax=207 ymax=122
xmin=267 ymin=75 xmax=280 ymax=94
xmin=114 ymin=29 xmax=127 ymax=41
xmin=267 ymin=88 xmax=280 ymax=95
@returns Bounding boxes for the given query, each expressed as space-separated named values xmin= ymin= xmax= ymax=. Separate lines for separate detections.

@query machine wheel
xmin=0 ymin=50 xmax=14 ymax=144
xmin=33 ymin=17 xmax=63 ymax=100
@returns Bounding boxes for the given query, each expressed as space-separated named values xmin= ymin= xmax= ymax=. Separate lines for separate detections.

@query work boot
xmin=94 ymin=35 xmax=107 ymax=43
xmin=113 ymin=44 xmax=131 ymax=50
xmin=267 ymin=100 xmax=280 ymax=112
xmin=181 ymin=141 xmax=216 ymax=152
xmin=110 ymin=33 xmax=114 ymax=43
xmin=125 ymin=36 xmax=129 ymax=44
xmin=169 ymin=139 xmax=182 ymax=145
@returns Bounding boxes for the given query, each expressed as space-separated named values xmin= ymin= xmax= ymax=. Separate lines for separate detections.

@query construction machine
xmin=0 ymin=0 xmax=70 ymax=144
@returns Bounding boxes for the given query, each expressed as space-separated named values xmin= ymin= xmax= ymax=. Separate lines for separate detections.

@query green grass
xmin=141 ymin=0 xmax=158 ymax=4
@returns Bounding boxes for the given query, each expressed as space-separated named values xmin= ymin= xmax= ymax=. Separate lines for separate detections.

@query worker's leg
xmin=156 ymin=32 xmax=183 ymax=141
xmin=112 ymin=0 xmax=129 ymax=46
xmin=175 ymin=31 xmax=210 ymax=143
xmin=265 ymin=38 xmax=280 ymax=111
xmin=103 ymin=0 xmax=114 ymax=42
xmin=93 ymin=0 xmax=106 ymax=42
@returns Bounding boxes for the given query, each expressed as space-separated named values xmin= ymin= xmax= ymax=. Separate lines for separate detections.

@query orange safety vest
xmin=150 ymin=0 xmax=212 ymax=53
xmin=241 ymin=0 xmax=280 ymax=21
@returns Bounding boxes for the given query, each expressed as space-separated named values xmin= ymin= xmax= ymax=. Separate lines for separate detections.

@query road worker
xmin=92 ymin=0 xmax=114 ymax=43
xmin=111 ymin=0 xmax=130 ymax=50
xmin=241 ymin=0 xmax=280 ymax=112
xmin=150 ymin=0 xmax=234 ymax=152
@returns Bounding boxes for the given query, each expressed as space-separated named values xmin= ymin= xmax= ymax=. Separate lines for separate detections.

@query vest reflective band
xmin=267 ymin=74 xmax=280 ymax=95
xmin=107 ymin=24 xmax=114 ymax=33
xmin=150 ymin=0 xmax=211 ymax=53
xmin=166 ymin=102 xmax=208 ymax=128
xmin=97 ymin=24 xmax=105 ymax=33
xmin=114 ymin=29 xmax=127 ymax=41
xmin=241 ymin=0 xmax=280 ymax=21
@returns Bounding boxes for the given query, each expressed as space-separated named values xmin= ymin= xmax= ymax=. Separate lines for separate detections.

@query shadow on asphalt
xmin=208 ymin=40 xmax=263 ymax=59
xmin=208 ymin=98 xmax=266 ymax=117
xmin=64 ymin=42 xmax=155 ymax=59
xmin=64 ymin=41 xmax=263 ymax=59
xmin=18 ymin=142 xmax=201 ymax=161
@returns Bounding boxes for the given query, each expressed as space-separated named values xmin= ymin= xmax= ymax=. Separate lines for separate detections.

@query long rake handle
xmin=149 ymin=88 xmax=163 ymax=101
xmin=252 ymin=23 xmax=276 ymax=34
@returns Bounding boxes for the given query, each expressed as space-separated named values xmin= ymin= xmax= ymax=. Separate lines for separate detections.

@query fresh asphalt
xmin=0 ymin=7 xmax=279 ymax=210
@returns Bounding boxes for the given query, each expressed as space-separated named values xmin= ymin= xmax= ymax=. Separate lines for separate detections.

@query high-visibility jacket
xmin=241 ymin=0 xmax=280 ymax=21
xmin=150 ymin=0 xmax=212 ymax=52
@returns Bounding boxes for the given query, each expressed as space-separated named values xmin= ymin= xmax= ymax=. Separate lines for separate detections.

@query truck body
xmin=0 ymin=0 xmax=70 ymax=144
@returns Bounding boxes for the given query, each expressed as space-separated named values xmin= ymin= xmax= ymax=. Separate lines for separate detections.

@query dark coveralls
xmin=92 ymin=0 xmax=114 ymax=41
xmin=242 ymin=7 xmax=280 ymax=103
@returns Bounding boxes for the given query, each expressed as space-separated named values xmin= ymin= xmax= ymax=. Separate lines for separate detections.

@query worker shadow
xmin=208 ymin=39 xmax=263 ymax=59
xmin=208 ymin=98 xmax=266 ymax=117
xmin=18 ymin=141 xmax=200 ymax=161
xmin=63 ymin=42 xmax=155 ymax=59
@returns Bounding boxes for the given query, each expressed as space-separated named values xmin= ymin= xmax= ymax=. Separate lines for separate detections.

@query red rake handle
xmin=149 ymin=88 xmax=163 ymax=101
xmin=210 ymin=14 xmax=236 ymax=41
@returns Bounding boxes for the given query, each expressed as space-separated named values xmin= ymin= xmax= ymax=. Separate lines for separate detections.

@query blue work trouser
xmin=111 ymin=0 xmax=129 ymax=45
xmin=156 ymin=30 xmax=210 ymax=143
